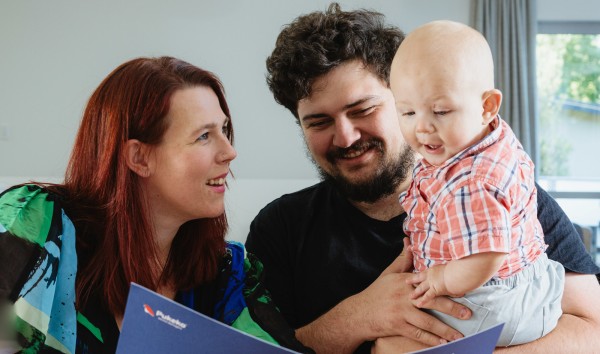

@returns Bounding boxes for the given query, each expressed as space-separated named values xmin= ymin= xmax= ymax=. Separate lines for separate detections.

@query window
xmin=537 ymin=31 xmax=600 ymax=180
xmin=536 ymin=22 xmax=600 ymax=264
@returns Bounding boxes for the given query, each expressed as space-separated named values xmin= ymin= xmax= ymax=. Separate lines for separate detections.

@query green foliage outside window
xmin=537 ymin=34 xmax=600 ymax=177
xmin=560 ymin=35 xmax=600 ymax=104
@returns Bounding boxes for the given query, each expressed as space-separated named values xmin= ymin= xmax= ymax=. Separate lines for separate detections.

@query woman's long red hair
xmin=52 ymin=57 xmax=233 ymax=316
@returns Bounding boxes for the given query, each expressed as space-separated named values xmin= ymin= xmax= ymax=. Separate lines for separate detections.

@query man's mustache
xmin=326 ymin=139 xmax=384 ymax=162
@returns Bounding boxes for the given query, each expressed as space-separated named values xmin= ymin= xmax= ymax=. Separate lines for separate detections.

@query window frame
xmin=536 ymin=20 xmax=600 ymax=199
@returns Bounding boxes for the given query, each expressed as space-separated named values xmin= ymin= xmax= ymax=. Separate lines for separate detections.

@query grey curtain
xmin=473 ymin=0 xmax=538 ymax=165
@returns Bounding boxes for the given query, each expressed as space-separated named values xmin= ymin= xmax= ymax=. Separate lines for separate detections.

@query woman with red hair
xmin=0 ymin=57 xmax=309 ymax=353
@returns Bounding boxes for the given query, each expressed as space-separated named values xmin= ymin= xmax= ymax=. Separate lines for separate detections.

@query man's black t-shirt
xmin=245 ymin=180 xmax=599 ymax=353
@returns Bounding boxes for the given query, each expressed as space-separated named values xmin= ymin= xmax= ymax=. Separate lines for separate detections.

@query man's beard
xmin=314 ymin=138 xmax=415 ymax=203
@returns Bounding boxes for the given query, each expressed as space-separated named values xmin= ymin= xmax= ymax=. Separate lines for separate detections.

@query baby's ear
xmin=482 ymin=89 xmax=502 ymax=124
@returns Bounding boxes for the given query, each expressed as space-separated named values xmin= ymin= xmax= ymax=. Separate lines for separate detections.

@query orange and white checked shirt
xmin=399 ymin=116 xmax=546 ymax=279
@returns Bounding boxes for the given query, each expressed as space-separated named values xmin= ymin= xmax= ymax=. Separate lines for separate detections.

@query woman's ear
xmin=125 ymin=139 xmax=152 ymax=178
xmin=482 ymin=89 xmax=503 ymax=125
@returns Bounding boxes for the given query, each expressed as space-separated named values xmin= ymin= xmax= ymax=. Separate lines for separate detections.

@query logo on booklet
xmin=155 ymin=310 xmax=188 ymax=330
xmin=143 ymin=304 xmax=155 ymax=317
xmin=142 ymin=303 xmax=188 ymax=330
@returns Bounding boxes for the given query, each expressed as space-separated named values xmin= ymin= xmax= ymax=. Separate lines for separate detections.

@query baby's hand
xmin=406 ymin=265 xmax=454 ymax=307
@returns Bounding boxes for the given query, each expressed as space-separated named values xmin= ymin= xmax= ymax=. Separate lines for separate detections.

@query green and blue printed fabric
xmin=0 ymin=185 xmax=303 ymax=354
xmin=0 ymin=185 xmax=78 ymax=353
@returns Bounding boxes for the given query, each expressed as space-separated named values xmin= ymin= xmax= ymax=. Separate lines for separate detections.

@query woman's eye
xmin=434 ymin=111 xmax=449 ymax=116
xmin=196 ymin=132 xmax=209 ymax=142
xmin=222 ymin=124 xmax=229 ymax=135
xmin=402 ymin=111 xmax=415 ymax=117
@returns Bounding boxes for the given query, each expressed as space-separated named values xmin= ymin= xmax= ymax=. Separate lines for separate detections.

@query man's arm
xmin=372 ymin=273 xmax=600 ymax=354
xmin=536 ymin=184 xmax=600 ymax=274
xmin=295 ymin=246 xmax=470 ymax=354
xmin=496 ymin=272 xmax=600 ymax=353
xmin=504 ymin=185 xmax=600 ymax=351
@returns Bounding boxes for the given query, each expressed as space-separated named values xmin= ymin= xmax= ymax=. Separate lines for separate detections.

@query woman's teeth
xmin=207 ymin=178 xmax=225 ymax=186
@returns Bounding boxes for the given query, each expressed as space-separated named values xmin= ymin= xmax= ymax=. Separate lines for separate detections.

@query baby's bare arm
xmin=443 ymin=252 xmax=506 ymax=295
xmin=408 ymin=252 xmax=507 ymax=304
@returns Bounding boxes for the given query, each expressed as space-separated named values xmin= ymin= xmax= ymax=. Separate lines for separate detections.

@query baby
xmin=390 ymin=20 xmax=564 ymax=346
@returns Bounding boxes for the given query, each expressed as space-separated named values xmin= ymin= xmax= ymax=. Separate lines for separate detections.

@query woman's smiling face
xmin=145 ymin=86 xmax=237 ymax=227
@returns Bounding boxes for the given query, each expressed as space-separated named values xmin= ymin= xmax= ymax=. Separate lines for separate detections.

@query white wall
xmin=0 ymin=0 xmax=470 ymax=180
xmin=538 ymin=0 xmax=600 ymax=21
xmin=0 ymin=0 xmax=470 ymax=241
xmin=2 ymin=0 xmax=597 ymax=241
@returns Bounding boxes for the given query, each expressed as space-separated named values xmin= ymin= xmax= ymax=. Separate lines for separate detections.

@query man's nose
xmin=332 ymin=117 xmax=360 ymax=148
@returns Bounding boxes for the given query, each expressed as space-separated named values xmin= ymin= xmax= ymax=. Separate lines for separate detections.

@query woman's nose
xmin=218 ymin=138 xmax=237 ymax=163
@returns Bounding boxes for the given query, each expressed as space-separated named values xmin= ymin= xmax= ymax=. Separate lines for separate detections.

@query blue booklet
xmin=116 ymin=282 xmax=299 ymax=353
xmin=117 ymin=282 xmax=502 ymax=354
xmin=409 ymin=322 xmax=504 ymax=354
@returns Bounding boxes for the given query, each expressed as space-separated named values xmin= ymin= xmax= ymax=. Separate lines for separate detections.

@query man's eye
xmin=402 ymin=111 xmax=415 ymax=117
xmin=355 ymin=106 xmax=375 ymax=116
xmin=307 ymin=120 xmax=330 ymax=129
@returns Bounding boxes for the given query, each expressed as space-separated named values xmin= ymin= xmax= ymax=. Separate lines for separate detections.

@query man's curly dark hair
xmin=266 ymin=2 xmax=405 ymax=119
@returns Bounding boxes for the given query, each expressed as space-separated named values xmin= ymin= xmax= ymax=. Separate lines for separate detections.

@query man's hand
xmin=356 ymin=271 xmax=467 ymax=344
xmin=372 ymin=336 xmax=429 ymax=354
xmin=360 ymin=239 xmax=470 ymax=345
xmin=295 ymin=243 xmax=471 ymax=354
